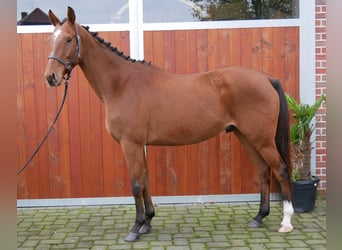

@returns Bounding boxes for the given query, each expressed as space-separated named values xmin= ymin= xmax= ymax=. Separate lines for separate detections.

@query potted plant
xmin=285 ymin=94 xmax=326 ymax=212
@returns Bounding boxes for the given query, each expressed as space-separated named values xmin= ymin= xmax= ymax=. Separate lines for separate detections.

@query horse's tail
xmin=269 ymin=78 xmax=292 ymax=181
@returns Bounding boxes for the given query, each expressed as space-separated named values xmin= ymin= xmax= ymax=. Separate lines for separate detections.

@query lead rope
xmin=17 ymin=79 xmax=69 ymax=175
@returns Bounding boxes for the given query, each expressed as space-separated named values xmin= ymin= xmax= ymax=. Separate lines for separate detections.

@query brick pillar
xmin=315 ymin=0 xmax=327 ymax=192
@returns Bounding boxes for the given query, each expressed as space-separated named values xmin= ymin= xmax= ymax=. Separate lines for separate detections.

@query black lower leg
xmin=248 ymin=203 xmax=270 ymax=227
xmin=248 ymin=190 xmax=270 ymax=228
xmin=139 ymin=209 xmax=155 ymax=234
xmin=125 ymin=184 xmax=145 ymax=242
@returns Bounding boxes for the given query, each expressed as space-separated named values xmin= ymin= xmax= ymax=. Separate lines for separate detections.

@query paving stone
xmin=17 ymin=200 xmax=326 ymax=249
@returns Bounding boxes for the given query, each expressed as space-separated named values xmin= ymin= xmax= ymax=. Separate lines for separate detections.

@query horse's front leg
xmin=139 ymin=151 xmax=155 ymax=234
xmin=121 ymin=141 xmax=147 ymax=242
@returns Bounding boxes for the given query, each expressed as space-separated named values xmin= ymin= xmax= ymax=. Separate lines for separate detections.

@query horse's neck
xmin=78 ymin=29 xmax=128 ymax=102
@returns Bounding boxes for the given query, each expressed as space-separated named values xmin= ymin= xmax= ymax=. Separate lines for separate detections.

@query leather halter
xmin=48 ymin=24 xmax=81 ymax=79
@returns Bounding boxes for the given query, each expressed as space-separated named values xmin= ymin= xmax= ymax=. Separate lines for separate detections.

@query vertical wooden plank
xmin=196 ymin=29 xmax=210 ymax=194
xmin=185 ymin=30 xmax=200 ymax=194
xmin=218 ymin=29 xmax=230 ymax=68
xmin=164 ymin=31 xmax=176 ymax=73
xmin=228 ymin=29 xmax=242 ymax=194
xmin=229 ymin=29 xmax=241 ymax=66
xmin=198 ymin=140 xmax=210 ymax=194
xmin=166 ymin=146 xmax=178 ymax=195
xmin=240 ymin=28 xmax=252 ymax=68
xmin=230 ymin=134 xmax=242 ymax=194
xmin=33 ymin=33 xmax=51 ymax=198
xmin=262 ymin=27 xmax=274 ymax=75
xmin=17 ymin=34 xmax=28 ymax=198
xmin=196 ymin=29 xmax=208 ymax=72
xmin=185 ymin=30 xmax=198 ymax=74
xmin=68 ymin=67 xmax=83 ymax=197
xmin=21 ymin=33 xmax=40 ymax=198
xmin=157 ymin=19 xmax=178 ymax=193
xmin=143 ymin=31 xmax=153 ymax=63
xmin=241 ymin=147 xmax=259 ymax=193
xmin=89 ymin=81 xmax=104 ymax=196
xmin=250 ymin=28 xmax=263 ymax=71
xmin=284 ymin=27 xmax=299 ymax=99
xmin=102 ymin=120 xmax=115 ymax=196
xmin=207 ymin=29 xmax=220 ymax=70
xmin=119 ymin=31 xmax=130 ymax=57
xmin=174 ymin=30 xmax=188 ymax=194
xmin=77 ymin=68 xmax=93 ymax=196
xmin=219 ymin=132 xmax=231 ymax=193
xmin=152 ymin=31 xmax=165 ymax=68
xmin=207 ymin=29 xmax=221 ymax=194
xmin=208 ymin=137 xmax=220 ymax=194
xmin=273 ymin=27 xmax=286 ymax=84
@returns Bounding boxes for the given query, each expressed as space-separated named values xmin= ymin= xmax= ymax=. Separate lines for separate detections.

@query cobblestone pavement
xmin=17 ymin=200 xmax=326 ymax=249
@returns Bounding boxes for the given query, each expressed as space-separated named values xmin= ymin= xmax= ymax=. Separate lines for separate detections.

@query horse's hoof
xmin=278 ymin=225 xmax=293 ymax=233
xmin=139 ymin=224 xmax=151 ymax=234
xmin=247 ymin=219 xmax=262 ymax=228
xmin=124 ymin=232 xmax=140 ymax=242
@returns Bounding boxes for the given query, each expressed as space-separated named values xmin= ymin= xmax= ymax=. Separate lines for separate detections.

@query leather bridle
xmin=48 ymin=24 xmax=81 ymax=80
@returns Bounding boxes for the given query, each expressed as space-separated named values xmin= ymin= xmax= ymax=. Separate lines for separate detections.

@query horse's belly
xmin=146 ymin=119 xmax=226 ymax=146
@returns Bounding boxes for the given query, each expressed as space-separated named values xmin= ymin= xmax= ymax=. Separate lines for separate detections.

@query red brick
xmin=316 ymin=54 xmax=326 ymax=60
xmin=315 ymin=0 xmax=327 ymax=5
xmin=316 ymin=27 xmax=326 ymax=33
xmin=316 ymin=13 xmax=326 ymax=19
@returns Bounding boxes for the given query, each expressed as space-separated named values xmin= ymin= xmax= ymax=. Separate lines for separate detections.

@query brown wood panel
xmin=17 ymin=27 xmax=299 ymax=199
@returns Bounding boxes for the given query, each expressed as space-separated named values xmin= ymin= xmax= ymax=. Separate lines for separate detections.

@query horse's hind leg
xmin=234 ymin=131 xmax=271 ymax=228
xmin=258 ymin=145 xmax=294 ymax=233
xmin=248 ymin=165 xmax=271 ymax=228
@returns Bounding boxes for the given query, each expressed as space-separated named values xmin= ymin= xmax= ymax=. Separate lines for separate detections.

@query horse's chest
xmin=104 ymin=112 xmax=125 ymax=141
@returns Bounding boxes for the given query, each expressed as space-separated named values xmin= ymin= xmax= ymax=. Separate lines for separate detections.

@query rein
xmin=17 ymin=25 xmax=81 ymax=176
xmin=17 ymin=79 xmax=69 ymax=175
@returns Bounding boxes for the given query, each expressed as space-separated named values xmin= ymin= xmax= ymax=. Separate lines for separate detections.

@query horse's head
xmin=44 ymin=7 xmax=81 ymax=86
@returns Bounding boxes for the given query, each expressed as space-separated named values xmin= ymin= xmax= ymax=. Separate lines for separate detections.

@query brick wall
xmin=315 ymin=0 xmax=327 ymax=192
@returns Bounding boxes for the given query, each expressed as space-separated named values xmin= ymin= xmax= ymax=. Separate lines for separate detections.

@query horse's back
xmin=142 ymin=66 xmax=279 ymax=146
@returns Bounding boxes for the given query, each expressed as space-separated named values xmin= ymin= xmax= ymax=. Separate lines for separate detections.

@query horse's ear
xmin=48 ymin=10 xmax=60 ymax=26
xmin=67 ymin=6 xmax=76 ymax=24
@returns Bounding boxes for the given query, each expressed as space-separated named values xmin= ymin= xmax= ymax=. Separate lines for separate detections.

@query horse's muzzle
xmin=45 ymin=72 xmax=62 ymax=87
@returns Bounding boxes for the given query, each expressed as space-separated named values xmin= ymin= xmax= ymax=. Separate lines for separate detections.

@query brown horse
xmin=44 ymin=7 xmax=294 ymax=242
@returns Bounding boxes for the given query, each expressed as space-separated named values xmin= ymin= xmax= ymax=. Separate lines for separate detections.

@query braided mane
xmin=82 ymin=25 xmax=151 ymax=65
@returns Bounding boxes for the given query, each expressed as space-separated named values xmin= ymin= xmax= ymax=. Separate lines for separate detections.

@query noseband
xmin=48 ymin=24 xmax=81 ymax=80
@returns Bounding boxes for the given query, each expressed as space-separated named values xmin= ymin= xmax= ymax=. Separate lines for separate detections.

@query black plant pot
xmin=291 ymin=178 xmax=320 ymax=213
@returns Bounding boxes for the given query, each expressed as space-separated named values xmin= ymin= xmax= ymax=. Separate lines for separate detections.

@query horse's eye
xmin=66 ymin=37 xmax=72 ymax=43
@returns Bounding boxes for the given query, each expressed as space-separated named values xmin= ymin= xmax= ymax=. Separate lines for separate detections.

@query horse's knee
xmin=132 ymin=182 xmax=143 ymax=196
xmin=278 ymin=160 xmax=290 ymax=180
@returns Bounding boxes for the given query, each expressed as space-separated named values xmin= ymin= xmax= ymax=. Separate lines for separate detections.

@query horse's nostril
xmin=45 ymin=72 xmax=58 ymax=86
